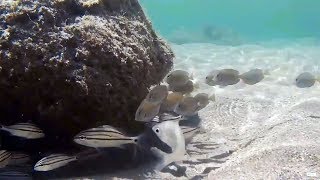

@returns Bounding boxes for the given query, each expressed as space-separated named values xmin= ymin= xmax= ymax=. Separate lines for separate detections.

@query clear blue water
xmin=140 ymin=0 xmax=320 ymax=44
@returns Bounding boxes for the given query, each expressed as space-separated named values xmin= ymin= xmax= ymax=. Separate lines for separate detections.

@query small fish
xmin=0 ymin=123 xmax=45 ymax=139
xmin=135 ymin=99 xmax=161 ymax=122
xmin=181 ymin=126 xmax=201 ymax=143
xmin=8 ymin=152 xmax=30 ymax=165
xmin=151 ymin=120 xmax=185 ymax=171
xmin=145 ymin=85 xmax=168 ymax=104
xmin=34 ymin=154 xmax=77 ymax=171
xmin=0 ymin=150 xmax=12 ymax=168
xmin=160 ymin=92 xmax=184 ymax=112
xmin=74 ymin=126 xmax=139 ymax=148
xmin=194 ymin=93 xmax=215 ymax=111
xmin=166 ymin=70 xmax=190 ymax=86
xmin=0 ymin=171 xmax=31 ymax=180
xmin=174 ymin=97 xmax=199 ymax=116
xmin=240 ymin=68 xmax=265 ymax=85
xmin=295 ymin=72 xmax=316 ymax=88
xmin=169 ymin=80 xmax=194 ymax=94
xmin=151 ymin=113 xmax=184 ymax=123
xmin=205 ymin=69 xmax=240 ymax=87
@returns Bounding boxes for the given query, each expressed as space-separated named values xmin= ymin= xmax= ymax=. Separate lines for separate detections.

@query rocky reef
xmin=0 ymin=0 xmax=173 ymax=150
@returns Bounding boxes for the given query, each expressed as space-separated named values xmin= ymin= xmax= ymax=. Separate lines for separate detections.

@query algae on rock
xmin=0 ymin=0 xmax=173 ymax=149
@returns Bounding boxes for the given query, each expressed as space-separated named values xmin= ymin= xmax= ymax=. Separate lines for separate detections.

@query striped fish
xmin=34 ymin=154 xmax=77 ymax=171
xmin=0 ymin=171 xmax=31 ymax=180
xmin=0 ymin=150 xmax=12 ymax=168
xmin=74 ymin=125 xmax=139 ymax=148
xmin=8 ymin=152 xmax=30 ymax=165
xmin=181 ymin=126 xmax=201 ymax=142
xmin=0 ymin=123 xmax=45 ymax=139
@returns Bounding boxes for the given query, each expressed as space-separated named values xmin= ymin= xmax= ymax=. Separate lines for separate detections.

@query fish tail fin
xmin=263 ymin=69 xmax=271 ymax=75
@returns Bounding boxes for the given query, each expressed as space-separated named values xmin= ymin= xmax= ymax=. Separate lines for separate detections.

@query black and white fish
xmin=0 ymin=150 xmax=12 ymax=168
xmin=8 ymin=152 xmax=30 ymax=165
xmin=74 ymin=125 xmax=140 ymax=148
xmin=34 ymin=154 xmax=77 ymax=171
xmin=0 ymin=123 xmax=45 ymax=139
xmin=0 ymin=171 xmax=31 ymax=180
xmin=150 ymin=120 xmax=186 ymax=171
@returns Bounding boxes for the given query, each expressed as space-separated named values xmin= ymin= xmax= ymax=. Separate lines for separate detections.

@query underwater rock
xmin=0 ymin=0 xmax=173 ymax=150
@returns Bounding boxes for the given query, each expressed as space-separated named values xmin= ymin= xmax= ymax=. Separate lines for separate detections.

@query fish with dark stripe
xmin=74 ymin=125 xmax=140 ymax=148
xmin=0 ymin=150 xmax=12 ymax=168
xmin=0 ymin=171 xmax=31 ymax=180
xmin=8 ymin=152 xmax=30 ymax=165
xmin=0 ymin=123 xmax=45 ymax=139
xmin=34 ymin=154 xmax=77 ymax=171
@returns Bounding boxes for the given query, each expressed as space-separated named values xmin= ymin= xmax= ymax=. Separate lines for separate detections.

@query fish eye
xmin=79 ymin=135 xmax=85 ymax=140
xmin=155 ymin=128 xmax=160 ymax=133
xmin=134 ymin=139 xmax=138 ymax=142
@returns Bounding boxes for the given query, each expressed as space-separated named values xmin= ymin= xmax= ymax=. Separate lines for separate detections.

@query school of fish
xmin=0 ymin=68 xmax=318 ymax=178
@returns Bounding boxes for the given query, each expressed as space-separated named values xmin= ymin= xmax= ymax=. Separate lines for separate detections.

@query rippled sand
xmin=152 ymin=41 xmax=320 ymax=179
xmin=67 ymin=40 xmax=320 ymax=179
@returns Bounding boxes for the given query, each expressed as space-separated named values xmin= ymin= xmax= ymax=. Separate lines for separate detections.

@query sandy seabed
xmin=75 ymin=40 xmax=320 ymax=180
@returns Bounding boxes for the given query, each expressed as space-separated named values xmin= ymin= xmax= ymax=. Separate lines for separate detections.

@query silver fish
xmin=0 ymin=123 xmax=45 ymax=139
xmin=74 ymin=126 xmax=139 ymax=148
xmin=160 ymin=92 xmax=184 ymax=112
xmin=166 ymin=70 xmax=190 ymax=86
xmin=174 ymin=96 xmax=199 ymax=116
xmin=145 ymin=85 xmax=168 ymax=104
xmin=151 ymin=120 xmax=185 ymax=171
xmin=151 ymin=113 xmax=184 ymax=123
xmin=240 ymin=68 xmax=265 ymax=85
xmin=135 ymin=99 xmax=161 ymax=122
xmin=168 ymin=80 xmax=194 ymax=94
xmin=34 ymin=154 xmax=77 ymax=171
xmin=206 ymin=69 xmax=240 ymax=87
xmin=181 ymin=126 xmax=201 ymax=143
xmin=194 ymin=93 xmax=215 ymax=111
xmin=0 ymin=150 xmax=12 ymax=168
xmin=295 ymin=72 xmax=316 ymax=88
xmin=0 ymin=171 xmax=31 ymax=180
xmin=8 ymin=152 xmax=30 ymax=165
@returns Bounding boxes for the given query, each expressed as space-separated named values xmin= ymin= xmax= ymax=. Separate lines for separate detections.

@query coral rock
xmin=0 ymin=0 xmax=173 ymax=149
